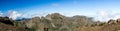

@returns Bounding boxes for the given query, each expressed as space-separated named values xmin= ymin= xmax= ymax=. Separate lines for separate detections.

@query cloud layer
xmin=7 ymin=10 xmax=21 ymax=20
xmin=1 ymin=10 xmax=120 ymax=22
xmin=96 ymin=10 xmax=120 ymax=22
xmin=0 ymin=11 xmax=3 ymax=16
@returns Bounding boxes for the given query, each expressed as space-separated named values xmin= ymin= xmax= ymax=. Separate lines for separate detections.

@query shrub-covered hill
xmin=0 ymin=16 xmax=28 ymax=31
xmin=0 ymin=22 xmax=28 ymax=31
xmin=75 ymin=19 xmax=120 ymax=31
xmin=1 ymin=13 xmax=120 ymax=31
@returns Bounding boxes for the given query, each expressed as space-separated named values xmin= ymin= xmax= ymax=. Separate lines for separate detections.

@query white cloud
xmin=31 ymin=14 xmax=42 ymax=17
xmin=113 ymin=15 xmax=120 ymax=19
xmin=95 ymin=10 xmax=110 ymax=22
xmin=0 ymin=11 xmax=3 ymax=16
xmin=110 ymin=13 xmax=120 ymax=20
xmin=96 ymin=10 xmax=120 ymax=22
xmin=7 ymin=10 xmax=21 ymax=20
xmin=99 ymin=11 xmax=108 ymax=17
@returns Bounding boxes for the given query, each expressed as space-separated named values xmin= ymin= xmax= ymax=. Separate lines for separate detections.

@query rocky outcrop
xmin=14 ymin=13 xmax=95 ymax=31
xmin=44 ymin=13 xmax=69 ymax=31
xmin=0 ymin=16 xmax=28 ymax=31
xmin=0 ymin=16 xmax=14 ymax=25
xmin=108 ymin=19 xmax=117 ymax=24
xmin=26 ymin=16 xmax=40 ymax=28
xmin=76 ymin=18 xmax=120 ymax=31
xmin=42 ymin=13 xmax=95 ymax=31
xmin=0 ymin=13 xmax=97 ymax=31
xmin=0 ymin=23 xmax=28 ymax=31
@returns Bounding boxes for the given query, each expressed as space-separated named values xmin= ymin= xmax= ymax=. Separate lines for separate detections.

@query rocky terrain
xmin=76 ymin=19 xmax=120 ymax=31
xmin=0 ymin=13 xmax=120 ymax=31
xmin=0 ymin=16 xmax=28 ymax=31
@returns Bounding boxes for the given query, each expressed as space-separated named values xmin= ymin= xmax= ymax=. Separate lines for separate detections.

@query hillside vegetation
xmin=0 ymin=13 xmax=120 ymax=31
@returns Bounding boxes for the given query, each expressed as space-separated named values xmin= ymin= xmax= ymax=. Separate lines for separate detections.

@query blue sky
xmin=1 ymin=0 xmax=120 ymax=22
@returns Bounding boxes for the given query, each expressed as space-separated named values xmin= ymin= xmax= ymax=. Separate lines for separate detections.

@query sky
xmin=0 ymin=0 xmax=120 ymax=22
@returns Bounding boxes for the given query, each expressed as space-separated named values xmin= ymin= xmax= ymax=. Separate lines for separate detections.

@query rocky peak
xmin=25 ymin=16 xmax=40 ymax=28
xmin=46 ymin=13 xmax=65 ymax=19
xmin=108 ymin=19 xmax=116 ymax=24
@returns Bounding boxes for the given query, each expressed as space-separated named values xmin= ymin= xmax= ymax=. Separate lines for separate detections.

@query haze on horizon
xmin=0 ymin=0 xmax=120 ymax=22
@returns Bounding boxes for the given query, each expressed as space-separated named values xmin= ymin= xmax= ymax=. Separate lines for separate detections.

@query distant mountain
xmin=16 ymin=18 xmax=31 ymax=21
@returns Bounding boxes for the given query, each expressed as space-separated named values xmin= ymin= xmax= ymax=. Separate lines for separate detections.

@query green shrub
xmin=60 ymin=28 xmax=68 ymax=31
xmin=29 ymin=27 xmax=37 ymax=31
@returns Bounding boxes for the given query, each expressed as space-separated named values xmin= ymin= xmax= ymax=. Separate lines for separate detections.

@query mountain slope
xmin=75 ymin=19 xmax=120 ymax=31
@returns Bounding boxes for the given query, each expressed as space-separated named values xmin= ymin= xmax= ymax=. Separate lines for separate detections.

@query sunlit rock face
xmin=26 ymin=16 xmax=40 ymax=28
xmin=108 ymin=19 xmax=116 ymax=24
xmin=116 ymin=18 xmax=120 ymax=23
xmin=46 ymin=13 xmax=68 ymax=25
xmin=23 ymin=13 xmax=95 ymax=31
xmin=37 ymin=22 xmax=44 ymax=31
xmin=43 ymin=13 xmax=95 ymax=31
xmin=71 ymin=15 xmax=94 ymax=26
xmin=44 ymin=13 xmax=70 ymax=31
xmin=25 ymin=16 xmax=47 ymax=31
